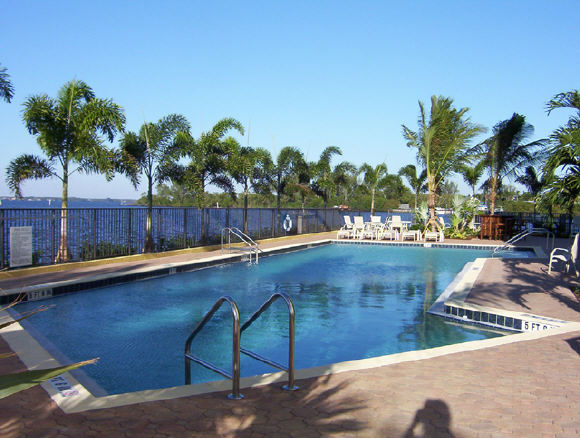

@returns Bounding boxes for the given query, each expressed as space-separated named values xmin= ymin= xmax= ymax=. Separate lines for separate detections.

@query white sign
xmin=10 ymin=226 xmax=33 ymax=268
xmin=49 ymin=375 xmax=79 ymax=397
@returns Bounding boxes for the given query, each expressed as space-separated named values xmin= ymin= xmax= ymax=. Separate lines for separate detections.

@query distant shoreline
xmin=0 ymin=197 xmax=139 ymax=208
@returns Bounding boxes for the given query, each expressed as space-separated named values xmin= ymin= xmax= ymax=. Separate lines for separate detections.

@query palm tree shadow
xmin=207 ymin=373 xmax=367 ymax=437
xmin=565 ymin=336 xmax=580 ymax=357
xmin=467 ymin=258 xmax=580 ymax=317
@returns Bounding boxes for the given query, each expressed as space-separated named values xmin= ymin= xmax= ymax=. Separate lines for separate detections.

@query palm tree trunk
xmin=370 ymin=189 xmax=375 ymax=215
xmin=57 ymin=164 xmax=69 ymax=262
xmin=489 ymin=175 xmax=498 ymax=215
xmin=426 ymin=176 xmax=439 ymax=231
xmin=144 ymin=175 xmax=154 ymax=252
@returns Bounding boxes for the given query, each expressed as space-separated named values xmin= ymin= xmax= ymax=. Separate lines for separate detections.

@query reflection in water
xmin=359 ymin=282 xmax=391 ymax=308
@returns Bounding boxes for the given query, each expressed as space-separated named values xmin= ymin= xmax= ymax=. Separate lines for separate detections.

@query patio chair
xmin=377 ymin=220 xmax=398 ymax=240
xmin=357 ymin=220 xmax=375 ymax=240
xmin=337 ymin=215 xmax=355 ymax=239
xmin=390 ymin=215 xmax=407 ymax=235
xmin=353 ymin=216 xmax=366 ymax=239
xmin=548 ymin=233 xmax=579 ymax=277
xmin=424 ymin=230 xmax=440 ymax=242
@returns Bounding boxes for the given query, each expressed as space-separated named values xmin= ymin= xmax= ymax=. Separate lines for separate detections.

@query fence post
xmin=272 ymin=210 xmax=275 ymax=238
xmin=127 ymin=209 xmax=132 ymax=255
xmin=205 ymin=209 xmax=210 ymax=243
xmin=258 ymin=208 xmax=261 ymax=239
xmin=92 ymin=209 xmax=97 ymax=260
xmin=51 ymin=210 xmax=56 ymax=263
xmin=0 ymin=210 xmax=4 ymax=269
xmin=226 ymin=207 xmax=230 ymax=229
xmin=183 ymin=208 xmax=187 ymax=248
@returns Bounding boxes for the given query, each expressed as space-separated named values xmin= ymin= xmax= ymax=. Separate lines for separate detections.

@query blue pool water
xmin=16 ymin=244 xmax=509 ymax=395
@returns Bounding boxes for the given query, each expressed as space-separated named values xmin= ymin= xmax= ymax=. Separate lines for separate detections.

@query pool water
xmin=16 ymin=244 xmax=506 ymax=395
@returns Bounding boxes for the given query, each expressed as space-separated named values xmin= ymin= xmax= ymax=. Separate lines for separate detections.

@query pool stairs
xmin=220 ymin=227 xmax=263 ymax=264
xmin=184 ymin=293 xmax=298 ymax=400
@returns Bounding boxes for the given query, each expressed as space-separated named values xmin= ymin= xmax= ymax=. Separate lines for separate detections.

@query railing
xmin=3 ymin=206 xmax=574 ymax=268
xmin=492 ymin=226 xmax=555 ymax=256
xmin=184 ymin=293 xmax=298 ymax=399
xmin=184 ymin=296 xmax=243 ymax=400
xmin=0 ymin=207 xmax=345 ymax=268
xmin=240 ymin=293 xmax=298 ymax=391
xmin=221 ymin=227 xmax=262 ymax=264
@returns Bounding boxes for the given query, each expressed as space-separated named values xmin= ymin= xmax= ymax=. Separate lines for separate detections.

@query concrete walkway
xmin=1 ymin=233 xmax=579 ymax=437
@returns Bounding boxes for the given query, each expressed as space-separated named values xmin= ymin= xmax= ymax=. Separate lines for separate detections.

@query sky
xmin=0 ymin=1 xmax=578 ymax=200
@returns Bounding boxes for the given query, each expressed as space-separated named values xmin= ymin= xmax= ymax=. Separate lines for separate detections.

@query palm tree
xmin=0 ymin=63 xmax=14 ymax=103
xmin=516 ymin=166 xmax=544 ymax=215
xmin=332 ymin=161 xmax=358 ymax=204
xmin=287 ymin=157 xmax=312 ymax=213
xmin=477 ymin=113 xmax=545 ymax=214
xmin=359 ymin=163 xmax=388 ymax=215
xmin=174 ymin=118 xmax=244 ymax=208
xmin=398 ymin=164 xmax=427 ymax=212
xmin=458 ymin=160 xmax=485 ymax=198
xmin=119 ymin=114 xmax=190 ymax=252
xmin=402 ymin=96 xmax=485 ymax=231
xmin=269 ymin=147 xmax=305 ymax=211
xmin=542 ymin=90 xmax=580 ymax=228
xmin=229 ymin=144 xmax=272 ymax=234
xmin=310 ymin=146 xmax=342 ymax=208
xmin=6 ymin=79 xmax=125 ymax=261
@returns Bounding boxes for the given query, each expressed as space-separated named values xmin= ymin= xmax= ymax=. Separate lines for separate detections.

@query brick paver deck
xmin=1 ymin=233 xmax=579 ymax=437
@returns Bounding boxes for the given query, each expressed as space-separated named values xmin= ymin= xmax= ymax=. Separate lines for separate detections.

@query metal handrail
xmin=221 ymin=227 xmax=262 ymax=263
xmin=184 ymin=296 xmax=243 ymax=400
xmin=492 ymin=227 xmax=555 ymax=256
xmin=240 ymin=292 xmax=299 ymax=391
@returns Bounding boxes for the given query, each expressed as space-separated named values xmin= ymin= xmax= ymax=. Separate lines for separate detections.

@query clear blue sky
xmin=1 ymin=1 xmax=578 ymax=199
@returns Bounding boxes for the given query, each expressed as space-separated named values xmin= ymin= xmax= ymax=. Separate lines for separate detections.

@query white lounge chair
xmin=337 ymin=215 xmax=355 ymax=239
xmin=424 ymin=230 xmax=440 ymax=242
xmin=353 ymin=216 xmax=366 ymax=239
xmin=377 ymin=219 xmax=398 ymax=240
xmin=548 ymin=233 xmax=579 ymax=277
xmin=370 ymin=215 xmax=382 ymax=224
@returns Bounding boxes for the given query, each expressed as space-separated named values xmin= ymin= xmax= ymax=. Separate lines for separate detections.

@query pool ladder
xmin=221 ymin=227 xmax=262 ymax=264
xmin=184 ymin=293 xmax=298 ymax=400
xmin=492 ymin=227 xmax=554 ymax=256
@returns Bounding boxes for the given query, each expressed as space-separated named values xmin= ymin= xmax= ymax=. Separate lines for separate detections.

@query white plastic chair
xmin=377 ymin=220 xmax=398 ymax=240
xmin=353 ymin=216 xmax=365 ymax=239
xmin=337 ymin=215 xmax=355 ymax=239
xmin=548 ymin=233 xmax=579 ymax=277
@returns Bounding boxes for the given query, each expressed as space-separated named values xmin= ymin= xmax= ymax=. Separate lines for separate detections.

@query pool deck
xmin=1 ymin=232 xmax=579 ymax=437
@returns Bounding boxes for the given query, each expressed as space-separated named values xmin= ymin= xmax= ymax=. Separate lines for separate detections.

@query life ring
xmin=283 ymin=215 xmax=292 ymax=232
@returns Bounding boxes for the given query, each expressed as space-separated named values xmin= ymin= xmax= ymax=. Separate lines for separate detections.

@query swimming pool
xmin=15 ymin=244 xmax=512 ymax=395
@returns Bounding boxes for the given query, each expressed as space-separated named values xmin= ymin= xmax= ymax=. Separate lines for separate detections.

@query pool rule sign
xmin=10 ymin=226 xmax=33 ymax=267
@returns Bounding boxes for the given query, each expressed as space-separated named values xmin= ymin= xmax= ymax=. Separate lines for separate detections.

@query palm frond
xmin=0 ymin=64 xmax=14 ymax=103
xmin=5 ymin=155 xmax=56 ymax=197
xmin=546 ymin=90 xmax=580 ymax=115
